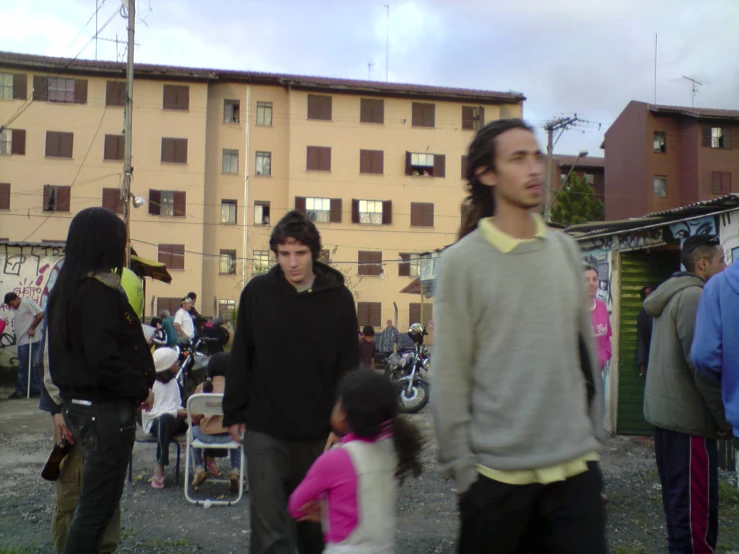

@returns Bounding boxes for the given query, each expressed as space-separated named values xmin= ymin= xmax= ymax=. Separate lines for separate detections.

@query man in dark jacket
xmin=643 ymin=234 xmax=728 ymax=553
xmin=635 ymin=284 xmax=655 ymax=377
xmin=224 ymin=210 xmax=359 ymax=554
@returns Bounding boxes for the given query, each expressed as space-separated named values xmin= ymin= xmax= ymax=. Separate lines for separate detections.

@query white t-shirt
xmin=15 ymin=298 xmax=43 ymax=346
xmin=174 ymin=308 xmax=195 ymax=339
xmin=142 ymin=378 xmax=182 ymax=433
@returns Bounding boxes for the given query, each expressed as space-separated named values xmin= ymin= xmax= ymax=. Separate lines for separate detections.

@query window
xmin=158 ymin=244 xmax=185 ymax=270
xmin=218 ymin=299 xmax=236 ymax=320
xmin=360 ymin=98 xmax=384 ymax=124
xmin=412 ymin=102 xmax=435 ymax=128
xmin=399 ymin=253 xmax=420 ymax=277
xmin=221 ymin=199 xmax=237 ymax=224
xmin=253 ymin=250 xmax=271 ymax=275
xmin=105 ymin=81 xmax=125 ymax=107
xmin=45 ymin=131 xmax=73 ymax=158
xmin=410 ymin=202 xmax=435 ymax=227
xmin=103 ymin=134 xmax=124 ymax=161
xmin=255 ymin=151 xmax=272 ymax=176
xmin=158 ymin=297 xmax=182 ymax=316
xmin=0 ymin=129 xmax=9 ymax=155
xmin=307 ymin=94 xmax=332 ymax=121
xmin=560 ymin=173 xmax=567 ymax=184
xmin=219 ymin=250 xmax=237 ymax=275
xmin=352 ymin=199 xmax=391 ymax=225
xmin=222 ymin=149 xmax=239 ymax=174
xmin=295 ymin=197 xmax=342 ymax=223
xmin=358 ymin=251 xmax=382 ymax=276
xmin=653 ymin=131 xmax=667 ymax=153
xmin=254 ymin=201 xmax=271 ymax=225
xmin=0 ymin=73 xmax=13 ymax=100
xmin=48 ymin=78 xmax=75 ymax=103
xmin=461 ymin=155 xmax=468 ymax=180
xmin=33 ymin=76 xmax=86 ymax=104
xmin=162 ymin=84 xmax=189 ymax=110
xmin=409 ymin=302 xmax=433 ymax=328
xmin=306 ymin=146 xmax=331 ymax=171
xmin=102 ymin=188 xmax=123 ymax=214
xmin=357 ymin=301 xmax=382 ymax=328
xmin=161 ymin=138 xmax=188 ymax=163
xmin=359 ymin=150 xmax=384 ymax=175
xmin=149 ymin=190 xmax=186 ymax=217
xmin=224 ymin=100 xmax=240 ymax=123
xmin=256 ymin=101 xmax=273 ymax=126
xmin=653 ymin=176 xmax=667 ymax=197
xmin=703 ymin=126 xmax=732 ymax=149
xmin=711 ymin=172 xmax=732 ymax=195
xmin=462 ymin=106 xmax=484 ymax=130
xmin=0 ymin=183 xmax=10 ymax=210
xmin=405 ymin=151 xmax=445 ymax=177
xmin=43 ymin=185 xmax=71 ymax=212
xmin=584 ymin=173 xmax=595 ymax=185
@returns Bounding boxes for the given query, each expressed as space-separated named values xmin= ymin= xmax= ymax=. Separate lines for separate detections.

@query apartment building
xmin=604 ymin=101 xmax=739 ymax=220
xmin=0 ymin=51 xmax=524 ymax=332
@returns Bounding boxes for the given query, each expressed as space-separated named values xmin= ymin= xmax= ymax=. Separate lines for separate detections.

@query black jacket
xmin=49 ymin=273 xmax=155 ymax=403
xmin=223 ymin=262 xmax=359 ymax=440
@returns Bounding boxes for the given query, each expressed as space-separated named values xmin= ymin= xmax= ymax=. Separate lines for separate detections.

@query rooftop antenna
xmin=682 ymin=75 xmax=703 ymax=107
xmin=368 ymin=60 xmax=375 ymax=80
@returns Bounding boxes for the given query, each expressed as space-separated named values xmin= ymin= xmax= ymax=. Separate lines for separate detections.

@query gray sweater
xmin=431 ymin=228 xmax=602 ymax=493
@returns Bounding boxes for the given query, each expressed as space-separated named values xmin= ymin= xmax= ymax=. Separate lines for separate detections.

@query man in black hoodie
xmin=224 ymin=210 xmax=359 ymax=554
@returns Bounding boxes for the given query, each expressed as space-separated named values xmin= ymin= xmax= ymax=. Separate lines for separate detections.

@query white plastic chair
xmin=184 ymin=393 xmax=245 ymax=506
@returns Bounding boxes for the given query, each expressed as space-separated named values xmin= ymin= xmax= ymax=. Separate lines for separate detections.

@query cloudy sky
xmin=2 ymin=0 xmax=738 ymax=155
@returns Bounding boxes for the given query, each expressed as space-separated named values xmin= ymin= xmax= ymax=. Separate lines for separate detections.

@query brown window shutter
xmin=405 ymin=151 xmax=412 ymax=176
xmin=74 ymin=79 xmax=88 ymax=104
xmin=398 ymin=253 xmax=410 ymax=277
xmin=425 ymin=203 xmax=435 ymax=226
xmin=172 ymin=245 xmax=185 ymax=270
xmin=410 ymin=203 xmax=421 ymax=227
xmin=360 ymin=99 xmax=370 ymax=123
xmin=173 ymin=191 xmax=187 ymax=217
xmin=360 ymin=98 xmax=383 ymax=124
xmin=106 ymin=81 xmax=125 ymax=107
xmin=175 ymin=139 xmax=188 ymax=163
xmin=462 ymin=106 xmax=474 ymax=130
xmin=330 ymin=198 xmax=342 ymax=223
xmin=163 ymin=85 xmax=175 ymax=109
xmin=178 ymin=86 xmax=190 ymax=110
xmin=723 ymin=172 xmax=732 ymax=194
xmin=102 ymin=188 xmax=120 ymax=213
xmin=712 ymin=172 xmax=722 ymax=194
xmin=321 ymin=147 xmax=331 ymax=171
xmin=322 ymin=96 xmax=332 ymax=120
xmin=45 ymin=132 xmax=57 ymax=157
xmin=60 ymin=133 xmax=73 ymax=158
xmin=351 ymin=199 xmax=360 ymax=223
xmin=13 ymin=74 xmax=27 ymax=100
xmin=104 ymin=135 xmax=116 ymax=160
xmin=149 ymin=190 xmax=161 ymax=215
xmin=373 ymin=151 xmax=384 ymax=174
xmin=43 ymin=185 xmax=50 ymax=210
xmin=161 ymin=138 xmax=174 ymax=163
xmin=724 ymin=128 xmax=732 ymax=149
xmin=307 ymin=95 xmax=318 ymax=119
xmin=360 ymin=150 xmax=370 ymax=174
xmin=0 ymin=183 xmax=10 ymax=210
xmin=57 ymin=187 xmax=71 ymax=212
xmin=11 ymin=129 xmax=26 ymax=155
xmin=306 ymin=146 xmax=317 ymax=170
xmin=434 ymin=154 xmax=446 ymax=178
xmin=461 ymin=155 xmax=468 ymax=180
xmin=425 ymin=104 xmax=435 ymax=127
xmin=702 ymin=126 xmax=712 ymax=147
xmin=369 ymin=302 xmax=381 ymax=327
xmin=382 ymin=200 xmax=392 ymax=225
xmin=295 ymin=196 xmax=307 ymax=213
xmin=409 ymin=303 xmax=420 ymax=327
xmin=33 ymin=76 xmax=48 ymax=101
xmin=371 ymin=251 xmax=383 ymax=276
xmin=307 ymin=95 xmax=331 ymax=120
xmin=116 ymin=135 xmax=124 ymax=160
xmin=412 ymin=103 xmax=423 ymax=127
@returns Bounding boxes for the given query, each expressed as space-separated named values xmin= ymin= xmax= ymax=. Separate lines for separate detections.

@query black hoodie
xmin=223 ymin=262 xmax=359 ymax=441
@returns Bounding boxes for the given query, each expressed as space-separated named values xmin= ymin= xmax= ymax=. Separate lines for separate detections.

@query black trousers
xmin=62 ymin=399 xmax=137 ymax=554
xmin=459 ymin=462 xmax=606 ymax=554
xmin=244 ymin=430 xmax=325 ymax=554
xmin=149 ymin=414 xmax=188 ymax=467
xmin=654 ymin=427 xmax=718 ymax=553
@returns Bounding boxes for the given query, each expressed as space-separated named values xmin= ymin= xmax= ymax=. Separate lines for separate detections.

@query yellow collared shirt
xmin=477 ymin=213 xmax=548 ymax=253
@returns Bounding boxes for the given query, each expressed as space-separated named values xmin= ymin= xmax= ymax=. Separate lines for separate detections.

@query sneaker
xmin=192 ymin=469 xmax=208 ymax=489
xmin=229 ymin=470 xmax=239 ymax=493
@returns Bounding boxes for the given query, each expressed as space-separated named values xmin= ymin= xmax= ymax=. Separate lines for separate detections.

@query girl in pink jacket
xmin=585 ymin=265 xmax=612 ymax=372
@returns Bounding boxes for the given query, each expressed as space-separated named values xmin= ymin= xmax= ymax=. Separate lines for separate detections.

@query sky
xmin=2 ymin=0 xmax=738 ymax=156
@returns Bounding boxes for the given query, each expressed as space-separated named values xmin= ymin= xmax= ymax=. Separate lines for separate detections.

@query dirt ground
xmin=1 ymin=388 xmax=739 ymax=553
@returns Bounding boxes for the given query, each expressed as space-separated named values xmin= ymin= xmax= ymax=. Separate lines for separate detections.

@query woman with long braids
xmin=432 ymin=119 xmax=606 ymax=552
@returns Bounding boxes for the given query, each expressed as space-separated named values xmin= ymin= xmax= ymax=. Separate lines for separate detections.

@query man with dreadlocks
xmin=432 ymin=119 xmax=606 ymax=552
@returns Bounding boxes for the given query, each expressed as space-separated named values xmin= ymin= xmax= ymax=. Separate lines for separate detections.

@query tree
xmin=551 ymin=173 xmax=604 ymax=226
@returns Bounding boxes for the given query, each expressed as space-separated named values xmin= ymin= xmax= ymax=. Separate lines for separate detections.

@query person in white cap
xmin=141 ymin=347 xmax=187 ymax=489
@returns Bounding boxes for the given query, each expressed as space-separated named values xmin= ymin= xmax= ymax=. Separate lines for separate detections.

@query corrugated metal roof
xmin=648 ymin=104 xmax=739 ymax=121
xmin=0 ymin=51 xmax=525 ymax=104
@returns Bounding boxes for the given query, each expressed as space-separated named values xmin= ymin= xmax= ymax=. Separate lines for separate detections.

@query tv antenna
xmin=682 ymin=75 xmax=703 ymax=107
xmin=367 ymin=61 xmax=375 ymax=80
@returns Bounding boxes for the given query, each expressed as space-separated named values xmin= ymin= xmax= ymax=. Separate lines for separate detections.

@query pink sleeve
xmin=288 ymin=448 xmax=356 ymax=519
xmin=606 ymin=315 xmax=613 ymax=361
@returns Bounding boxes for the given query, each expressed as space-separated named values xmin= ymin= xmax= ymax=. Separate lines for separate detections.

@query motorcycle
xmin=175 ymin=335 xmax=221 ymax=399
xmin=385 ymin=323 xmax=430 ymax=414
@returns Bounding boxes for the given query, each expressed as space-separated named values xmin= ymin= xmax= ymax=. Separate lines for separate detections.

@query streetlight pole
xmin=123 ymin=0 xmax=135 ymax=268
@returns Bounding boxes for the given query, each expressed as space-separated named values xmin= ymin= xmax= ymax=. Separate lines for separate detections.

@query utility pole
xmin=385 ymin=5 xmax=390 ymax=82
xmin=123 ymin=0 xmax=135 ymax=268
xmin=543 ymin=115 xmax=581 ymax=223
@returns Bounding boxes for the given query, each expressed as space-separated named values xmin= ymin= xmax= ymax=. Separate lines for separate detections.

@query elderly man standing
xmin=4 ymin=292 xmax=44 ymax=399
xmin=378 ymin=319 xmax=399 ymax=357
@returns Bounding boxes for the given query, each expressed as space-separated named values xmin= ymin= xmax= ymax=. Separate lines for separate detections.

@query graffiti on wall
xmin=0 ymin=244 xmax=65 ymax=367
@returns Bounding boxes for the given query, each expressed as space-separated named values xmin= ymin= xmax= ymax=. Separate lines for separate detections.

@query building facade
xmin=555 ymin=154 xmax=605 ymax=205
xmin=604 ymin=101 xmax=739 ymax=220
xmin=0 ymin=51 xmax=524 ymax=333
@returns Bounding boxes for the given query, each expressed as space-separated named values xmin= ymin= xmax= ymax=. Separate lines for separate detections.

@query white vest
xmin=324 ymin=438 xmax=398 ymax=554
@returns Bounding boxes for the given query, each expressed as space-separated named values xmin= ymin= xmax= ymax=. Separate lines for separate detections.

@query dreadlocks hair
xmin=458 ymin=118 xmax=536 ymax=240
xmin=337 ymin=370 xmax=424 ymax=484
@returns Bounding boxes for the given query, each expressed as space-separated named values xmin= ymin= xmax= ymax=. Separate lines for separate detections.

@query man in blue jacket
xmin=692 ymin=254 xmax=739 ymax=440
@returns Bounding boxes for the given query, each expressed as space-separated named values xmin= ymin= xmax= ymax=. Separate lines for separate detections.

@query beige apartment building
xmin=0 ymin=51 xmax=524 ymax=333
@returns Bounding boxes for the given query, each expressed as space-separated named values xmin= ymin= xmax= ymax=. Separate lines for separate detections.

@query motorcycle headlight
xmin=422 ymin=358 xmax=431 ymax=371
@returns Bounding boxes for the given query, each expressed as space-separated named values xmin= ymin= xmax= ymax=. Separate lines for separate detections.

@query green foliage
xmin=551 ymin=173 xmax=604 ymax=226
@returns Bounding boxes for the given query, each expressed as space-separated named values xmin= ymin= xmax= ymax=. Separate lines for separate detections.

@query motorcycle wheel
xmin=395 ymin=380 xmax=430 ymax=414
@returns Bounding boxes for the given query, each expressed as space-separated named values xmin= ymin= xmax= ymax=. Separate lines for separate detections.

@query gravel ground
xmin=1 ymin=387 xmax=739 ymax=553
